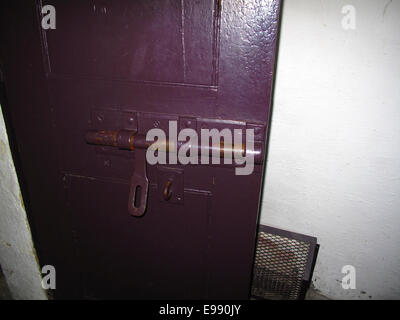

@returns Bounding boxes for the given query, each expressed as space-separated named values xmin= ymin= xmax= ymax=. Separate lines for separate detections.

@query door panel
xmin=0 ymin=0 xmax=281 ymax=299
xmin=44 ymin=0 xmax=218 ymax=85
xmin=66 ymin=175 xmax=211 ymax=299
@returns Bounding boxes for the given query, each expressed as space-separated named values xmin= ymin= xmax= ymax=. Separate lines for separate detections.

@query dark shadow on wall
xmin=0 ymin=264 xmax=12 ymax=300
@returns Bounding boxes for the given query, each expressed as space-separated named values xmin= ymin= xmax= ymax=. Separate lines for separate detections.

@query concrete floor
xmin=305 ymin=288 xmax=331 ymax=300
xmin=0 ymin=281 xmax=329 ymax=300
xmin=0 ymin=262 xmax=329 ymax=300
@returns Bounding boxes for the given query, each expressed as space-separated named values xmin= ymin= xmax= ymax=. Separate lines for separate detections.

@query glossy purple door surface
xmin=0 ymin=0 xmax=281 ymax=299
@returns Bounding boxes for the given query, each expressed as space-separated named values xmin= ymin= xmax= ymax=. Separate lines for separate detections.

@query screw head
xmin=254 ymin=126 xmax=262 ymax=135
xmin=104 ymin=160 xmax=111 ymax=167
xmin=96 ymin=113 xmax=104 ymax=122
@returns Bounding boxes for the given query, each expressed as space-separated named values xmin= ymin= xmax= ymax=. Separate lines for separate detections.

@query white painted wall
xmin=0 ymin=104 xmax=46 ymax=300
xmin=260 ymin=0 xmax=400 ymax=299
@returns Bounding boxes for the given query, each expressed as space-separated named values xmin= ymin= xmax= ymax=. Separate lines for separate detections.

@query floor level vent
xmin=251 ymin=225 xmax=319 ymax=300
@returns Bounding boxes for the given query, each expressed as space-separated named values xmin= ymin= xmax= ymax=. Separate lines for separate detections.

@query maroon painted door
xmin=0 ymin=0 xmax=281 ymax=299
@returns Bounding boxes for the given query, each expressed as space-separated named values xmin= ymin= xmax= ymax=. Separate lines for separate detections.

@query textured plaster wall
xmin=260 ymin=0 xmax=400 ymax=299
xmin=0 ymin=104 xmax=46 ymax=299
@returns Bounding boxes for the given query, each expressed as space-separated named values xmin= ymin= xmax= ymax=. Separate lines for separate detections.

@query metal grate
xmin=251 ymin=225 xmax=318 ymax=300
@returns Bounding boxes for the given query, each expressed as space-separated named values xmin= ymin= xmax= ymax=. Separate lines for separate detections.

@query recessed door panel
xmin=44 ymin=0 xmax=218 ymax=85
xmin=65 ymin=175 xmax=212 ymax=299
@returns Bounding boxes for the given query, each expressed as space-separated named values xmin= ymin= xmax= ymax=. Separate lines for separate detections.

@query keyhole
xmin=134 ymin=185 xmax=142 ymax=208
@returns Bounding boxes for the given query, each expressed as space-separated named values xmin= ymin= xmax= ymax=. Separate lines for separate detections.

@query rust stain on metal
xmin=129 ymin=132 xmax=135 ymax=150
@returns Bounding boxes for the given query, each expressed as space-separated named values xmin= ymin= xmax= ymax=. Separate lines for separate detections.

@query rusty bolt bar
xmin=85 ymin=130 xmax=119 ymax=147
xmin=85 ymin=130 xmax=150 ymax=150
xmin=86 ymin=129 xmax=263 ymax=164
